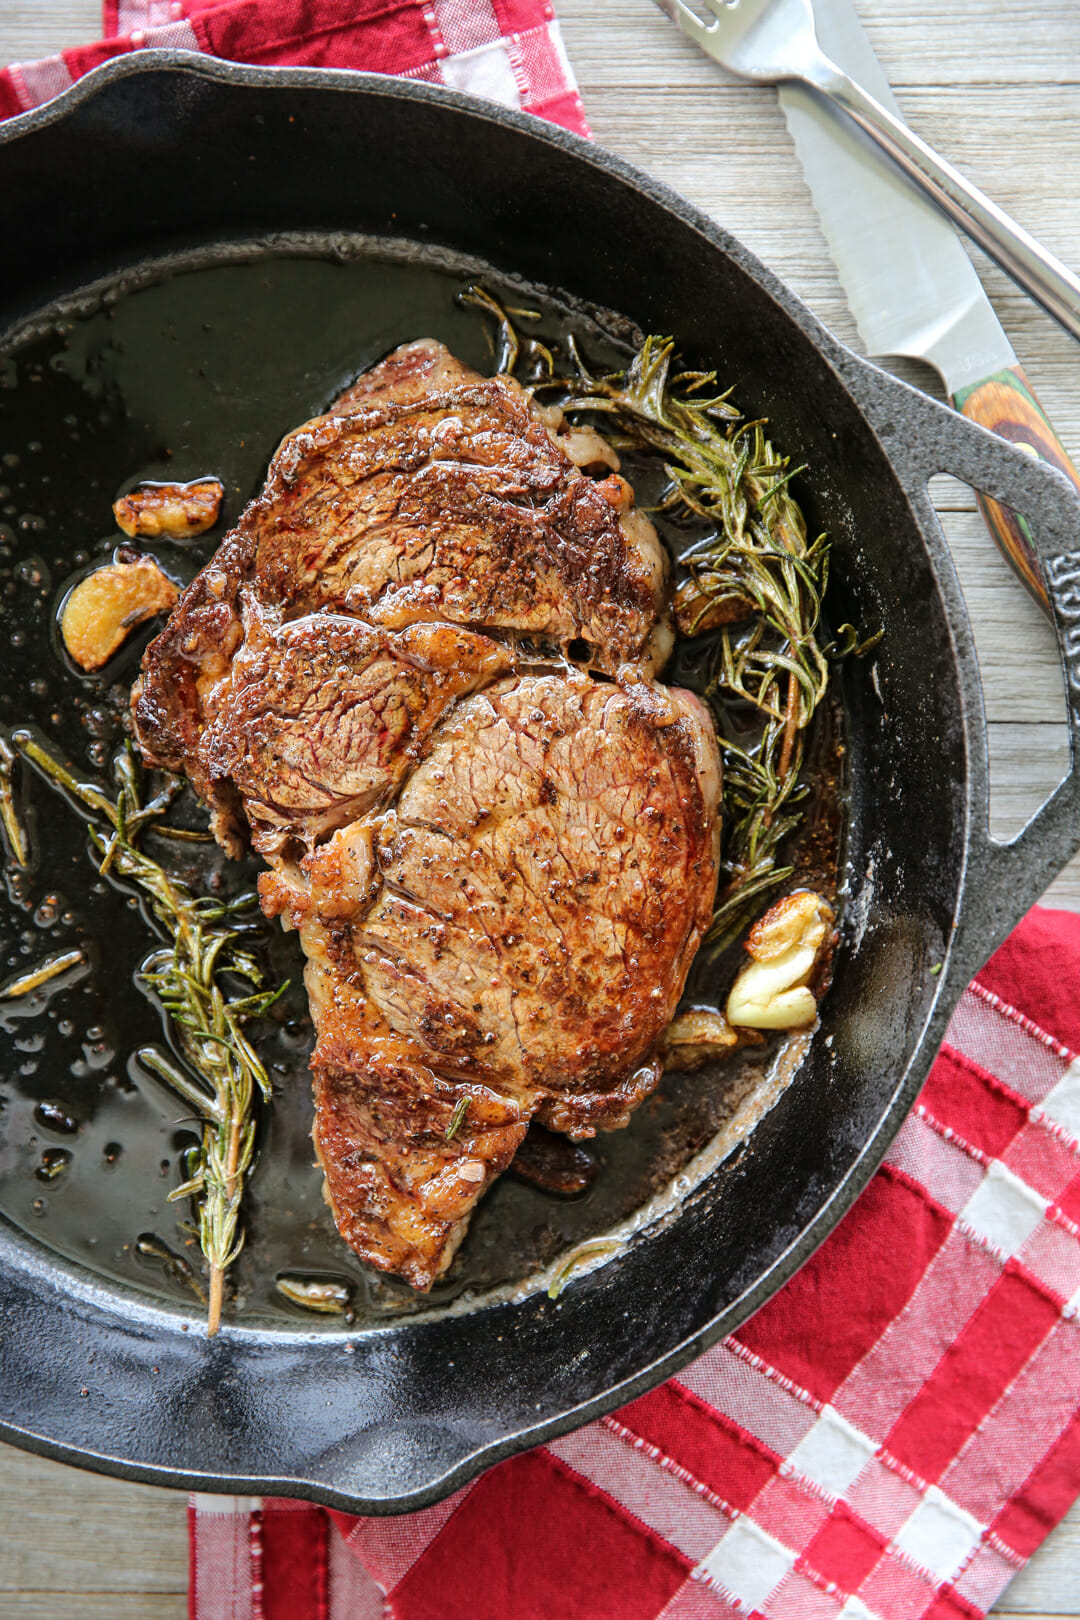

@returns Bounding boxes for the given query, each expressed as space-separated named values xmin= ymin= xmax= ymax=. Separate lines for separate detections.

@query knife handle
xmin=950 ymin=365 xmax=1080 ymax=616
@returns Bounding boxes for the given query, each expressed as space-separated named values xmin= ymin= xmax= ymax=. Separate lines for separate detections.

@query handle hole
xmin=929 ymin=475 xmax=1073 ymax=894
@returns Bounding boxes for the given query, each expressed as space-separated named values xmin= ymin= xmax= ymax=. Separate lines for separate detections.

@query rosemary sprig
xmin=14 ymin=730 xmax=284 ymax=1335
xmin=444 ymin=1094 xmax=470 ymax=1142
xmin=467 ymin=288 xmax=833 ymax=949
xmin=538 ymin=335 xmax=830 ymax=948
xmin=547 ymin=1238 xmax=623 ymax=1300
xmin=0 ymin=948 xmax=86 ymax=999
xmin=0 ymin=732 xmax=30 ymax=867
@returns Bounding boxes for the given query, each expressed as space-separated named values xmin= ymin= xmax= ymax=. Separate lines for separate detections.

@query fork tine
xmin=649 ymin=0 xmax=716 ymax=50
xmin=696 ymin=0 xmax=744 ymax=24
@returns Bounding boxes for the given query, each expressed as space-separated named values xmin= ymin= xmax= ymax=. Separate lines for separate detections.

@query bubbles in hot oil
xmin=280 ymin=1018 xmax=312 ymax=1052
xmin=83 ymin=707 xmax=115 ymax=741
xmin=35 ymin=1100 xmax=79 ymax=1135
xmin=15 ymin=554 xmax=49 ymax=589
xmin=36 ymin=1147 xmax=72 ymax=1182
xmin=33 ymin=894 xmax=64 ymax=929
xmin=70 ymin=1025 xmax=116 ymax=1077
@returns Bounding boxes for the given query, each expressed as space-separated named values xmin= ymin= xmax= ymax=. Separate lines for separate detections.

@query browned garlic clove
xmin=674 ymin=575 xmax=755 ymax=637
xmin=661 ymin=1008 xmax=740 ymax=1070
xmin=534 ymin=401 xmax=622 ymax=473
xmin=726 ymin=891 xmax=835 ymax=1030
xmin=60 ymin=557 xmax=178 ymax=671
xmin=113 ymin=477 xmax=224 ymax=540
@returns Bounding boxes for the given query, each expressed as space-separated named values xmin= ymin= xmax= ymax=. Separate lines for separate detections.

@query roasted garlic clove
xmin=674 ymin=574 xmax=755 ymax=637
xmin=113 ymin=477 xmax=224 ymax=540
xmin=535 ymin=402 xmax=622 ymax=473
xmin=726 ymin=891 xmax=835 ymax=1030
xmin=61 ymin=557 xmax=178 ymax=671
xmin=661 ymin=1008 xmax=740 ymax=1070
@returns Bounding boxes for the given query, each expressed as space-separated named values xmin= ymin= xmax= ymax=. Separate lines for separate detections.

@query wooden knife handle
xmin=951 ymin=364 xmax=1080 ymax=616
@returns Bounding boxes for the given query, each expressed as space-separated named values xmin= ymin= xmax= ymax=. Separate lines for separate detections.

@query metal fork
xmin=653 ymin=0 xmax=1080 ymax=345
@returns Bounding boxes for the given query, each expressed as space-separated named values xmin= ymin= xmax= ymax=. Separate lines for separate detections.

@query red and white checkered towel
xmin=5 ymin=7 xmax=1079 ymax=1617
xmin=0 ymin=0 xmax=588 ymax=136
xmin=191 ymin=907 xmax=1080 ymax=1617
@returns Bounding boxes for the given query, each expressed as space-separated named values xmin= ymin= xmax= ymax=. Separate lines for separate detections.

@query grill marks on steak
xmin=133 ymin=339 xmax=721 ymax=1290
xmin=262 ymin=675 xmax=719 ymax=1287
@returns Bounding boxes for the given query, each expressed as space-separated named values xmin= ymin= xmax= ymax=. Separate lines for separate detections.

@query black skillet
xmin=1 ymin=52 xmax=1080 ymax=1513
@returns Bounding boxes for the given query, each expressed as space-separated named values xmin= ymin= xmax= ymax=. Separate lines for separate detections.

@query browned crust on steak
xmin=133 ymin=340 xmax=719 ymax=1291
xmin=201 ymin=617 xmax=513 ymax=856
xmin=275 ymin=674 xmax=720 ymax=1287
xmin=132 ymin=344 xmax=669 ymax=779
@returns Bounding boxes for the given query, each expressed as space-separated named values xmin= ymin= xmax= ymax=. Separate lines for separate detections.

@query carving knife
xmin=776 ymin=0 xmax=1080 ymax=612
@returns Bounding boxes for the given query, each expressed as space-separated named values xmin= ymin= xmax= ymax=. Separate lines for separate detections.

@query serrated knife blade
xmin=778 ymin=3 xmax=1015 ymax=392
xmin=775 ymin=0 xmax=1080 ymax=611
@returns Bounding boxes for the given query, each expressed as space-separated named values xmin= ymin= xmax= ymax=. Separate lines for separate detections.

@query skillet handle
xmin=841 ymin=359 xmax=1080 ymax=983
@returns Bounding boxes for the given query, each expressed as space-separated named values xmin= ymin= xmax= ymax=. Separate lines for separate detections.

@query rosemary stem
xmin=207 ymin=1113 xmax=244 ymax=1338
xmin=777 ymin=665 xmax=800 ymax=786
xmin=11 ymin=733 xmax=283 ymax=1336
xmin=207 ymin=1265 xmax=224 ymax=1339
xmin=0 ymin=736 xmax=29 ymax=868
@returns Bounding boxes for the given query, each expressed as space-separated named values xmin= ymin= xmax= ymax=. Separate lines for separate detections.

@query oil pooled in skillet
xmin=0 ymin=242 xmax=841 ymax=1326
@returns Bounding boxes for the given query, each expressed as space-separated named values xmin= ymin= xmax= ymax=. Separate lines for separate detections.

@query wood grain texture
xmin=0 ymin=1444 xmax=188 ymax=1599
xmin=0 ymin=0 xmax=1078 ymax=1611
xmin=1 ymin=1598 xmax=186 ymax=1619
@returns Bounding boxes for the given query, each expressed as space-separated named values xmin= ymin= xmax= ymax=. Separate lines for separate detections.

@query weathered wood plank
xmin=1000 ymin=1504 xmax=1080 ymax=1610
xmin=558 ymin=0 xmax=1080 ymax=90
xmin=0 ymin=1443 xmax=188 ymax=1593
xmin=0 ymin=1598 xmax=186 ymax=1619
xmin=0 ymin=0 xmax=99 ymax=57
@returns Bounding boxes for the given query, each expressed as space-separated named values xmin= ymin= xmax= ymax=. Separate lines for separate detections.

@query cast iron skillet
xmin=1 ymin=52 xmax=1080 ymax=1514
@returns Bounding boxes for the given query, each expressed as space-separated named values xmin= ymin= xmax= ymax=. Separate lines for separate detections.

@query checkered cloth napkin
xmin=0 ymin=0 xmax=588 ymax=135
xmin=5 ymin=6 xmax=1080 ymax=1616
xmin=190 ymin=906 xmax=1080 ymax=1617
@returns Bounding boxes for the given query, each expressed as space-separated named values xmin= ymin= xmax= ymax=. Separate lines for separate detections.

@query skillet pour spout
xmin=0 ymin=51 xmax=1079 ymax=1513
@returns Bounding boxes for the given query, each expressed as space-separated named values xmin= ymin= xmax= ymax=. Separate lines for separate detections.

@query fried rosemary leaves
xmin=466 ymin=287 xmax=859 ymax=951
xmin=13 ymin=732 xmax=284 ymax=1335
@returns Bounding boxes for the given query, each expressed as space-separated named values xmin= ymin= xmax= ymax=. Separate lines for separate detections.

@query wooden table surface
xmin=0 ymin=0 xmax=1078 ymax=1614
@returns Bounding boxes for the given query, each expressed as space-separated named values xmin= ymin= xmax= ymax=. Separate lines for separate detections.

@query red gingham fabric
xmin=5 ymin=5 xmax=1078 ymax=1614
xmin=187 ymin=908 xmax=1080 ymax=1619
xmin=0 ymin=0 xmax=589 ymax=137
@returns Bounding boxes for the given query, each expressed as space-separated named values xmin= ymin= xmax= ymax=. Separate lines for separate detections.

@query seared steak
xmin=261 ymin=675 xmax=719 ymax=1284
xmin=134 ymin=341 xmax=671 ymax=845
xmin=198 ymin=617 xmax=511 ymax=857
xmin=133 ymin=340 xmax=721 ymax=1289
